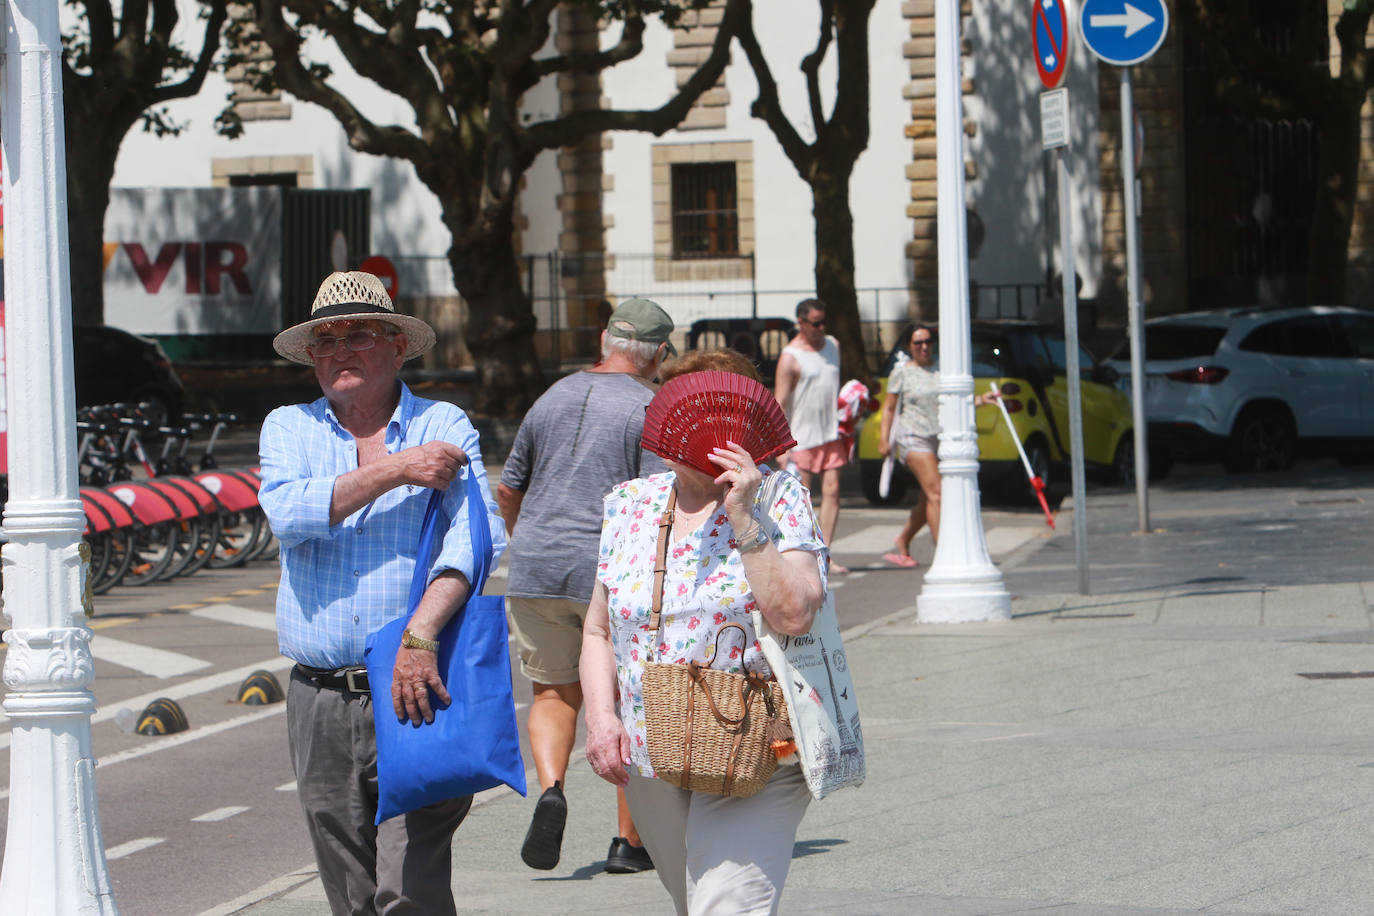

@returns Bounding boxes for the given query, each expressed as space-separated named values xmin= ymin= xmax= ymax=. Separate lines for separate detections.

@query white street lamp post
xmin=917 ymin=0 xmax=1011 ymax=623
xmin=0 ymin=0 xmax=119 ymax=909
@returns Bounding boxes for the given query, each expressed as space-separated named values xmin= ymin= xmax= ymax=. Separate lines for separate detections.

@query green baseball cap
xmin=607 ymin=298 xmax=677 ymax=356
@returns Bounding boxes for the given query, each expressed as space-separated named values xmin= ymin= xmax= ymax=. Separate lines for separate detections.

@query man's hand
xmin=392 ymin=644 xmax=451 ymax=725
xmin=398 ymin=440 xmax=469 ymax=490
xmin=329 ymin=440 xmax=470 ymax=525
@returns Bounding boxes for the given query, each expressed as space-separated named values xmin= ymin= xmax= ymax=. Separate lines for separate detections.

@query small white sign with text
xmin=1040 ymin=89 xmax=1069 ymax=150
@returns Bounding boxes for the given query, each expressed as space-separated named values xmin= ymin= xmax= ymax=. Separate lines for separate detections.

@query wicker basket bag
xmin=639 ymin=489 xmax=787 ymax=798
xmin=643 ymin=625 xmax=784 ymax=797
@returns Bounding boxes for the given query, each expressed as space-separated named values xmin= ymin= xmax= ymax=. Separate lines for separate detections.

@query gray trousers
xmin=287 ymin=667 xmax=472 ymax=916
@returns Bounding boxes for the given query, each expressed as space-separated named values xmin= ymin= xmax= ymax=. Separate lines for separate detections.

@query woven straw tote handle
xmin=646 ymin=488 xmax=677 ymax=659
xmin=687 ymin=624 xmax=768 ymax=727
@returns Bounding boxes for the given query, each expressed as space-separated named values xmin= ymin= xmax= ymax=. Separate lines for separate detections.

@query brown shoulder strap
xmin=648 ymin=488 xmax=676 ymax=655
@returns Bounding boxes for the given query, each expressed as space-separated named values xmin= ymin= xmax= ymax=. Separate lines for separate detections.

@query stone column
xmin=0 ymin=0 xmax=119 ymax=910
xmin=916 ymin=0 xmax=1010 ymax=624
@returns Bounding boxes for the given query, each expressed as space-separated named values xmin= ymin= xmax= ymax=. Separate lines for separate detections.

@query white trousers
xmin=624 ymin=766 xmax=811 ymax=916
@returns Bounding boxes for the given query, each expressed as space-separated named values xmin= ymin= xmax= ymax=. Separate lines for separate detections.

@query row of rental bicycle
xmin=76 ymin=404 xmax=275 ymax=594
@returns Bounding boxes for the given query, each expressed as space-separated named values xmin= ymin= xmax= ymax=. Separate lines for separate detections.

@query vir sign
xmin=1078 ymin=0 xmax=1167 ymax=66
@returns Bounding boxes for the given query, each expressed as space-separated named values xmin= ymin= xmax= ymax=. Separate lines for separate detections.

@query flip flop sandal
xmin=883 ymin=552 xmax=918 ymax=568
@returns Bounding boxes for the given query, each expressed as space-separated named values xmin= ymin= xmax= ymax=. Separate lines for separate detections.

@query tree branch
xmin=520 ymin=0 xmax=747 ymax=150
xmin=823 ymin=0 xmax=874 ymax=164
xmin=735 ymin=0 xmax=811 ymax=172
xmin=82 ymin=0 xmax=117 ymax=67
xmin=281 ymin=0 xmax=455 ymax=142
xmin=251 ymin=0 xmax=431 ymax=164
xmin=800 ymin=0 xmax=833 ymax=133
xmin=118 ymin=0 xmax=152 ymax=50
xmin=529 ymin=12 xmax=645 ymax=84
xmin=150 ymin=0 xmax=229 ymax=103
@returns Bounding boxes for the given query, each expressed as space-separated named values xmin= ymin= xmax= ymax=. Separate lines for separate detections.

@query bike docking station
xmin=1031 ymin=0 xmax=1168 ymax=594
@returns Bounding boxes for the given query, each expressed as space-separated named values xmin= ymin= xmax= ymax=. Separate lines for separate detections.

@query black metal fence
xmin=387 ymin=251 xmax=1045 ymax=372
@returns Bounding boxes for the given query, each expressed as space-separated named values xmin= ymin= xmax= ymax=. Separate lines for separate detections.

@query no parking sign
xmin=1032 ymin=0 xmax=1072 ymax=90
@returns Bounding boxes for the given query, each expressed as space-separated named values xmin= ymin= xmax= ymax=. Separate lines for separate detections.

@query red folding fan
xmin=643 ymin=371 xmax=796 ymax=476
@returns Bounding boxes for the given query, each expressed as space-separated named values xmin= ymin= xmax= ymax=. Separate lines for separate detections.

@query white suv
xmin=1106 ymin=305 xmax=1374 ymax=474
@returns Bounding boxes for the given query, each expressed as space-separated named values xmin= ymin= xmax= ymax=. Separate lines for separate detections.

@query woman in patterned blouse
xmin=878 ymin=324 xmax=999 ymax=567
xmin=580 ymin=348 xmax=827 ymax=916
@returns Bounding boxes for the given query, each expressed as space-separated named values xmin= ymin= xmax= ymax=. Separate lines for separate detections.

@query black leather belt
xmin=297 ymin=664 xmax=369 ymax=694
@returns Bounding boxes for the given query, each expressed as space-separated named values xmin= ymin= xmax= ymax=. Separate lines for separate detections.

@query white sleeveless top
xmin=785 ymin=336 xmax=840 ymax=450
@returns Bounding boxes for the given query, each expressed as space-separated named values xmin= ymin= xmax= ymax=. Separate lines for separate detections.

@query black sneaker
xmin=605 ymin=836 xmax=654 ymax=874
xmin=520 ymin=782 xmax=567 ymax=870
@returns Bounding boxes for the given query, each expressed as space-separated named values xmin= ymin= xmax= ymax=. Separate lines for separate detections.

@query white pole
xmin=0 ymin=0 xmax=119 ymax=908
xmin=1121 ymin=66 xmax=1150 ymax=531
xmin=917 ymin=0 xmax=1011 ymax=623
xmin=1057 ymin=147 xmax=1090 ymax=596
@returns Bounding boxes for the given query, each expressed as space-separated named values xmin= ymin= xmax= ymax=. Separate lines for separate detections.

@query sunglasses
xmin=911 ymin=338 xmax=934 ymax=347
xmin=307 ymin=328 xmax=395 ymax=359
xmin=802 ymin=318 xmax=826 ymax=328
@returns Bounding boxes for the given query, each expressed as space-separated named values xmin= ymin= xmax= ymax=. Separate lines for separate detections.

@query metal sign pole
xmin=1056 ymin=146 xmax=1090 ymax=596
xmin=1120 ymin=66 xmax=1149 ymax=531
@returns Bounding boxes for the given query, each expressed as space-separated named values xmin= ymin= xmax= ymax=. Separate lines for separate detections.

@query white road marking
xmin=105 ymin=837 xmax=165 ymax=860
xmin=275 ymin=780 xmax=297 ymax=793
xmin=90 ymin=634 xmax=211 ymax=678
xmin=192 ymin=806 xmax=250 ymax=823
xmin=0 ymin=655 xmax=293 ymax=748
xmin=195 ymin=865 xmax=321 ymax=916
xmin=0 ymin=705 xmax=288 ymax=802
xmin=191 ymin=604 xmax=278 ymax=632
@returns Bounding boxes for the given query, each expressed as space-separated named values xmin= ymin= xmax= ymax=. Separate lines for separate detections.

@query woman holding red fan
xmin=581 ymin=349 xmax=828 ymax=916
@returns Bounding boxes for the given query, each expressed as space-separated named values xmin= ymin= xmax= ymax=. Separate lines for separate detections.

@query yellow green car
xmin=857 ymin=321 xmax=1136 ymax=504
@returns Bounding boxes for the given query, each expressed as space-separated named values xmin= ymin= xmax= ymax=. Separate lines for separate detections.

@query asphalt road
xmin=2 ymin=454 xmax=1372 ymax=913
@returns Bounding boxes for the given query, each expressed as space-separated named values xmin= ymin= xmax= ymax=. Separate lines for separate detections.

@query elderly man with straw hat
xmin=258 ymin=271 xmax=506 ymax=915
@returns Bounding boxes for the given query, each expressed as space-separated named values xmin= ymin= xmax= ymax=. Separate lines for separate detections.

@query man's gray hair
xmin=601 ymin=333 xmax=662 ymax=369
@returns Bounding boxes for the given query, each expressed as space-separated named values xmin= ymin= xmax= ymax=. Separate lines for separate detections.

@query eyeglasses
xmin=307 ymin=329 xmax=394 ymax=359
xmin=911 ymin=338 xmax=934 ymax=348
xmin=802 ymin=318 xmax=826 ymax=328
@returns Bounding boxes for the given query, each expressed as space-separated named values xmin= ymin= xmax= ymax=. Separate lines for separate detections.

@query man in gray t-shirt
xmin=497 ymin=298 xmax=673 ymax=875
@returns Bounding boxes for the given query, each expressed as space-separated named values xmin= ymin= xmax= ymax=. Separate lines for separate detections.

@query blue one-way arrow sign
xmin=1079 ymin=0 xmax=1168 ymax=66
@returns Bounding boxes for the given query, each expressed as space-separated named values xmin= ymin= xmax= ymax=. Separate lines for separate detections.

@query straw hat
xmin=272 ymin=271 xmax=436 ymax=365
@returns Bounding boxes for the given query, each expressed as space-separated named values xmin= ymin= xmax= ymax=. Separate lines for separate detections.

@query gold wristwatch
xmin=401 ymin=628 xmax=440 ymax=652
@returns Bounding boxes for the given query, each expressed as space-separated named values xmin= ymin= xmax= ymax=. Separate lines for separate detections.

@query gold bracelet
xmin=401 ymin=628 xmax=440 ymax=652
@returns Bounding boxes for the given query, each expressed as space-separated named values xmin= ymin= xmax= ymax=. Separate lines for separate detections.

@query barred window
xmin=670 ymin=163 xmax=738 ymax=259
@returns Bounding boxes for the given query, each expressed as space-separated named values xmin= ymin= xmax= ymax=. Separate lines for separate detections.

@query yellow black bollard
xmin=236 ymin=670 xmax=284 ymax=705
xmin=136 ymin=698 xmax=189 ymax=736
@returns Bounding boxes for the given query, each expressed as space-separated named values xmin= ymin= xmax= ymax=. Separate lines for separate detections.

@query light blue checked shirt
xmin=259 ymin=383 xmax=506 ymax=669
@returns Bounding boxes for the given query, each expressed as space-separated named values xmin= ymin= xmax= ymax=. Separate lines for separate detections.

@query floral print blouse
xmin=597 ymin=469 xmax=827 ymax=778
xmin=887 ymin=361 xmax=941 ymax=437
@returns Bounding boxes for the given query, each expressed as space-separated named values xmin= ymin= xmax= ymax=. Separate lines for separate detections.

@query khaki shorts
xmin=506 ymin=596 xmax=588 ymax=685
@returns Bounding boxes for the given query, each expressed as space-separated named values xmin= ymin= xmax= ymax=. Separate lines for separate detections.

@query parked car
xmin=1104 ymin=305 xmax=1374 ymax=473
xmin=856 ymin=320 xmax=1135 ymax=504
xmin=74 ymin=325 xmax=185 ymax=423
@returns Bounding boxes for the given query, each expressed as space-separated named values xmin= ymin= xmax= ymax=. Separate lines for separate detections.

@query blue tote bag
xmin=365 ymin=470 xmax=527 ymax=824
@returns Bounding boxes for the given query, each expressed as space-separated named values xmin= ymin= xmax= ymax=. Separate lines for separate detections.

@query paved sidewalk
xmin=213 ymin=573 xmax=1374 ymax=916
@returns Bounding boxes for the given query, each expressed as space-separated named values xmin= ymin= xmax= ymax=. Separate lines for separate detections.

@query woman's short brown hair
xmin=659 ymin=347 xmax=763 ymax=385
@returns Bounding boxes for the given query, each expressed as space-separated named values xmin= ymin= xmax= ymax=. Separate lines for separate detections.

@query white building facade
xmin=103 ymin=0 xmax=1104 ymax=363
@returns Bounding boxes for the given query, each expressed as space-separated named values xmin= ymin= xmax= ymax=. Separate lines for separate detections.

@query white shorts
xmin=895 ymin=432 xmax=938 ymax=462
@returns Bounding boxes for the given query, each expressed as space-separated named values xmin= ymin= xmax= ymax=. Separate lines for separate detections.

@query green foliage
xmin=139 ymin=107 xmax=189 ymax=138
xmin=596 ymin=0 xmax=714 ymax=28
